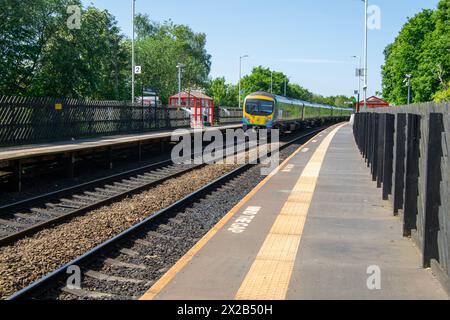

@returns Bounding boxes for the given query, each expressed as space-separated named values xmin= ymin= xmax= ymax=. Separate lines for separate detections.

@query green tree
xmin=433 ymin=81 xmax=450 ymax=102
xmin=0 ymin=1 xmax=130 ymax=100
xmin=31 ymin=6 xmax=130 ymax=99
xmin=206 ymin=77 xmax=239 ymax=107
xmin=134 ymin=17 xmax=211 ymax=103
xmin=382 ymin=0 xmax=450 ymax=104
xmin=0 ymin=0 xmax=78 ymax=95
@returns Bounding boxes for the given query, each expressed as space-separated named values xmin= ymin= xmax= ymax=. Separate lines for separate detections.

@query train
xmin=243 ymin=91 xmax=353 ymax=131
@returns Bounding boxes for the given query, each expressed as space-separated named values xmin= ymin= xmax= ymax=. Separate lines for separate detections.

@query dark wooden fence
xmin=353 ymin=102 xmax=450 ymax=292
xmin=0 ymin=96 xmax=243 ymax=147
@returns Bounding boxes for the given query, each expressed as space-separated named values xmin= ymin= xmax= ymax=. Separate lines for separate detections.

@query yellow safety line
xmin=235 ymin=123 xmax=346 ymax=300
xmin=139 ymin=129 xmax=327 ymax=300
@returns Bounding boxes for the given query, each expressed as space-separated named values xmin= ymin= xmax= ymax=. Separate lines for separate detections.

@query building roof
xmin=169 ymin=91 xmax=213 ymax=100
xmin=358 ymin=96 xmax=390 ymax=107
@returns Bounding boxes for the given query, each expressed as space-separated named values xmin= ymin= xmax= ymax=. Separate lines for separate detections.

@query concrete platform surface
xmin=141 ymin=123 xmax=448 ymax=300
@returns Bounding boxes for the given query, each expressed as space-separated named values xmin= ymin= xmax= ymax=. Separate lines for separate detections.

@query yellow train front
xmin=243 ymin=91 xmax=353 ymax=131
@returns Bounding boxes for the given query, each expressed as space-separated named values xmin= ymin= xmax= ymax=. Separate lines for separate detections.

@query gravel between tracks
xmin=0 ymin=164 xmax=236 ymax=299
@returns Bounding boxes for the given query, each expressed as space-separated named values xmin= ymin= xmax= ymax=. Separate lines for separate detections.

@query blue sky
xmin=81 ymin=0 xmax=439 ymax=98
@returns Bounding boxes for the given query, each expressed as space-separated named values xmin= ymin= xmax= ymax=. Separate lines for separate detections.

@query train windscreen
xmin=245 ymin=99 xmax=274 ymax=116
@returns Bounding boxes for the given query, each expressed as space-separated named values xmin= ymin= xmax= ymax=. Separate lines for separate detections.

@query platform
xmin=0 ymin=124 xmax=242 ymax=162
xmin=140 ymin=123 xmax=448 ymax=300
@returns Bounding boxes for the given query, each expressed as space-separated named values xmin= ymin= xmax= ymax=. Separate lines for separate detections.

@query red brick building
xmin=357 ymin=96 xmax=390 ymax=113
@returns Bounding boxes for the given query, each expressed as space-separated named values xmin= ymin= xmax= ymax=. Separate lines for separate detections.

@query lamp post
xmin=270 ymin=70 xmax=273 ymax=94
xmin=362 ymin=0 xmax=369 ymax=108
xmin=131 ymin=0 xmax=136 ymax=103
xmin=352 ymin=55 xmax=362 ymax=112
xmin=284 ymin=76 xmax=289 ymax=96
xmin=405 ymin=74 xmax=412 ymax=105
xmin=176 ymin=63 xmax=185 ymax=106
xmin=239 ymin=55 xmax=249 ymax=109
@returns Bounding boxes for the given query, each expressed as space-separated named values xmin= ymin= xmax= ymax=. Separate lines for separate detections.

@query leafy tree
xmin=134 ymin=16 xmax=211 ymax=103
xmin=0 ymin=0 xmax=130 ymax=99
xmin=236 ymin=66 xmax=354 ymax=107
xmin=206 ymin=77 xmax=238 ymax=107
xmin=31 ymin=6 xmax=130 ymax=99
xmin=382 ymin=0 xmax=450 ymax=104
xmin=0 ymin=0 xmax=79 ymax=95
xmin=433 ymin=81 xmax=450 ymax=102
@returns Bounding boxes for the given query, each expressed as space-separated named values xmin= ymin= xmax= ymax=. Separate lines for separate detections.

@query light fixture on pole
xmin=404 ymin=74 xmax=412 ymax=105
xmin=352 ymin=55 xmax=362 ymax=112
xmin=176 ymin=63 xmax=185 ymax=106
xmin=131 ymin=0 xmax=136 ymax=103
xmin=270 ymin=70 xmax=273 ymax=94
xmin=284 ymin=76 xmax=288 ymax=96
xmin=239 ymin=55 xmax=249 ymax=109
xmin=362 ymin=0 xmax=369 ymax=108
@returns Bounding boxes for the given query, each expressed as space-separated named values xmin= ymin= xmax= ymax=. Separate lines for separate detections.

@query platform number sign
xmin=134 ymin=66 xmax=142 ymax=74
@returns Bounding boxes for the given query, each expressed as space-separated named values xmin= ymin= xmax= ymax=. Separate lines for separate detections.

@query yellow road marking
xmin=139 ymin=129 xmax=327 ymax=300
xmin=235 ymin=124 xmax=345 ymax=300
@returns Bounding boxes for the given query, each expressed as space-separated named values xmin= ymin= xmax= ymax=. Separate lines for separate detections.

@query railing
xmin=0 ymin=96 xmax=193 ymax=147
xmin=353 ymin=102 xmax=450 ymax=291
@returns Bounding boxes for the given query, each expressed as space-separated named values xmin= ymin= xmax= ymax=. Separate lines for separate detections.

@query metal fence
xmin=353 ymin=102 xmax=450 ymax=290
xmin=0 ymin=96 xmax=243 ymax=147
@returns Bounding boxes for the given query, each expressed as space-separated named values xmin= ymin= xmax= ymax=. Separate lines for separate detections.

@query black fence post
xmin=403 ymin=114 xmax=421 ymax=237
xmin=422 ymin=113 xmax=444 ymax=267
xmin=377 ymin=113 xmax=386 ymax=188
xmin=382 ymin=114 xmax=395 ymax=200
xmin=371 ymin=114 xmax=379 ymax=181
xmin=393 ymin=114 xmax=407 ymax=214
xmin=364 ymin=113 xmax=370 ymax=162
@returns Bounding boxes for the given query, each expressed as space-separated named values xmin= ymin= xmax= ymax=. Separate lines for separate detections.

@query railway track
xmin=3 ymin=125 xmax=332 ymax=300
xmin=0 ymin=127 xmax=303 ymax=247
xmin=0 ymin=161 xmax=202 ymax=247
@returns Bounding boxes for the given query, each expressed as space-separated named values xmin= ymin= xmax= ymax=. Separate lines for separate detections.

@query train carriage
xmin=243 ymin=91 xmax=353 ymax=131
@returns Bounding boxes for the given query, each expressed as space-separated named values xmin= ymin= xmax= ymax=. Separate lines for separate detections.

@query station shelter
xmin=168 ymin=91 xmax=214 ymax=128
xmin=357 ymin=96 xmax=390 ymax=113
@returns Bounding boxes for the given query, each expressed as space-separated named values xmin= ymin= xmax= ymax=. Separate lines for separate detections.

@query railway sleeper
xmin=14 ymin=213 xmax=48 ymax=222
xmin=129 ymin=177 xmax=154 ymax=184
xmin=84 ymin=270 xmax=145 ymax=284
xmin=54 ymin=202 xmax=82 ymax=210
xmin=114 ymin=181 xmax=142 ymax=189
xmin=119 ymin=248 xmax=140 ymax=257
xmin=147 ymin=230 xmax=181 ymax=242
xmin=84 ymin=191 xmax=109 ymax=199
xmin=62 ymin=287 xmax=116 ymax=299
xmin=72 ymin=195 xmax=98 ymax=203
xmin=60 ymin=199 xmax=90 ymax=207
xmin=30 ymin=207 xmax=64 ymax=217
xmin=0 ymin=218 xmax=29 ymax=228
xmin=103 ymin=258 xmax=147 ymax=270
xmin=143 ymin=173 xmax=166 ymax=180
xmin=96 ymin=186 xmax=125 ymax=194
